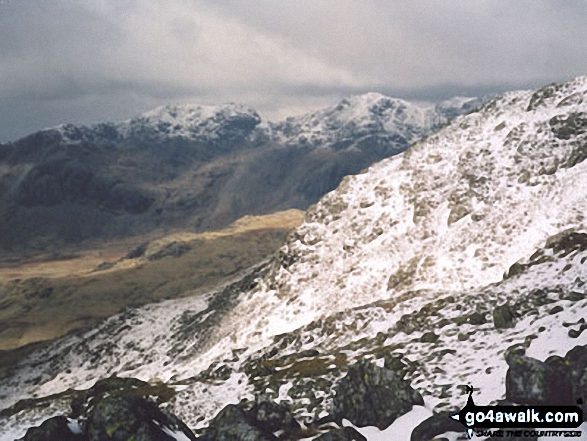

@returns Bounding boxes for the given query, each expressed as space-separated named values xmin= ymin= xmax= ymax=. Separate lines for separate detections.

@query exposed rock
xmin=410 ymin=411 xmax=464 ymax=441
xmin=420 ymin=332 xmax=439 ymax=343
xmin=198 ymin=404 xmax=278 ymax=441
xmin=146 ymin=241 xmax=192 ymax=261
xmin=22 ymin=416 xmax=82 ymax=441
xmin=563 ymin=344 xmax=587 ymax=414
xmin=468 ymin=312 xmax=487 ymax=325
xmin=86 ymin=395 xmax=196 ymax=441
xmin=246 ymin=395 xmax=300 ymax=435
xmin=505 ymin=349 xmax=573 ymax=405
xmin=493 ymin=304 xmax=515 ymax=329
xmin=332 ymin=360 xmax=424 ymax=429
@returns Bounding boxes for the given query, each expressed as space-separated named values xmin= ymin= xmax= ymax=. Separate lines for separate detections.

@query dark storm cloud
xmin=1 ymin=0 xmax=586 ymax=141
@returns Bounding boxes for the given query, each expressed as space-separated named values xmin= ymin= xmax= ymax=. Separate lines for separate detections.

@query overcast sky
xmin=0 ymin=0 xmax=586 ymax=142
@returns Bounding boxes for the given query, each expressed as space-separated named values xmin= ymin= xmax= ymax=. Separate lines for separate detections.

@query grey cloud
xmin=0 ymin=0 xmax=586 ymax=142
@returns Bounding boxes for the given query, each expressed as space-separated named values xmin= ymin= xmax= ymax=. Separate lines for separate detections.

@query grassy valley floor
xmin=0 ymin=209 xmax=304 ymax=356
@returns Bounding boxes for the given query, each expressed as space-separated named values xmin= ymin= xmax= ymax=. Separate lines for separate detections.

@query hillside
xmin=2 ymin=78 xmax=587 ymax=440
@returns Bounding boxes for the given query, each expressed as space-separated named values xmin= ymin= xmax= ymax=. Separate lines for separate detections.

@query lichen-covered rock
xmin=505 ymin=349 xmax=572 ymax=405
xmin=493 ymin=304 xmax=515 ymax=329
xmin=86 ymin=395 xmax=196 ymax=441
xmin=198 ymin=404 xmax=278 ymax=441
xmin=23 ymin=416 xmax=82 ymax=441
xmin=246 ymin=395 xmax=300 ymax=435
xmin=332 ymin=360 xmax=424 ymax=429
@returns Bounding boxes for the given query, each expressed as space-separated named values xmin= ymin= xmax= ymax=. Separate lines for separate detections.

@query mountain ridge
xmin=0 ymin=93 xmax=479 ymax=257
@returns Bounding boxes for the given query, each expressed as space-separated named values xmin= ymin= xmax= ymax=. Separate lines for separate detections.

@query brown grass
xmin=0 ymin=210 xmax=304 ymax=352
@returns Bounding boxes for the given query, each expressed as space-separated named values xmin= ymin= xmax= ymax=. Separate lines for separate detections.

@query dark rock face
xmin=246 ymin=395 xmax=300 ymax=435
xmin=504 ymin=345 xmax=587 ymax=406
xmin=332 ymin=360 xmax=424 ymax=429
xmin=493 ymin=304 xmax=515 ymax=329
xmin=198 ymin=404 xmax=278 ymax=441
xmin=564 ymin=344 xmax=587 ymax=415
xmin=410 ymin=411 xmax=464 ymax=441
xmin=86 ymin=396 xmax=196 ymax=441
xmin=23 ymin=416 xmax=82 ymax=441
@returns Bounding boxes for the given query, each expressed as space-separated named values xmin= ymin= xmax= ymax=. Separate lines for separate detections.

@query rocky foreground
xmin=10 ymin=342 xmax=587 ymax=440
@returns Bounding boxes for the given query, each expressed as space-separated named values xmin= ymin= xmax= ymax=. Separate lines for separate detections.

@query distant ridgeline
xmin=0 ymin=95 xmax=480 ymax=255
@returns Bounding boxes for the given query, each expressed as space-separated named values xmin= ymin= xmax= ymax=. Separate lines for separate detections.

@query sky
xmin=0 ymin=0 xmax=586 ymax=142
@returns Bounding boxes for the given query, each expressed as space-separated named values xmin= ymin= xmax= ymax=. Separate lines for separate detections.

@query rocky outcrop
xmin=86 ymin=395 xmax=196 ymax=441
xmin=198 ymin=404 xmax=278 ymax=441
xmin=19 ymin=395 xmax=196 ymax=441
xmin=15 ymin=377 xmax=193 ymax=441
xmin=332 ymin=360 xmax=424 ymax=429
xmin=22 ymin=416 xmax=82 ymax=441
xmin=505 ymin=344 xmax=587 ymax=409
xmin=410 ymin=411 xmax=464 ymax=441
xmin=246 ymin=395 xmax=300 ymax=435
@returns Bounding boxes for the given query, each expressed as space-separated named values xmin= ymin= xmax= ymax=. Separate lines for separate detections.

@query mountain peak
xmin=267 ymin=92 xmax=479 ymax=148
xmin=135 ymin=102 xmax=259 ymax=125
xmin=122 ymin=102 xmax=261 ymax=141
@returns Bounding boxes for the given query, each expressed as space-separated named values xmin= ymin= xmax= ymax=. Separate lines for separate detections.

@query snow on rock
xmin=56 ymin=102 xmax=262 ymax=144
xmin=222 ymin=76 xmax=587 ymax=348
xmin=266 ymin=92 xmax=480 ymax=149
xmin=121 ymin=103 xmax=261 ymax=141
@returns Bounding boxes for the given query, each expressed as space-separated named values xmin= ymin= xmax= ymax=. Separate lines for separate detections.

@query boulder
xmin=246 ymin=395 xmax=300 ymax=436
xmin=198 ymin=404 xmax=278 ymax=441
xmin=505 ymin=349 xmax=572 ymax=405
xmin=410 ymin=411 xmax=464 ymax=441
xmin=493 ymin=304 xmax=515 ymax=329
xmin=332 ymin=359 xmax=424 ymax=430
xmin=86 ymin=395 xmax=196 ymax=441
xmin=23 ymin=416 xmax=82 ymax=441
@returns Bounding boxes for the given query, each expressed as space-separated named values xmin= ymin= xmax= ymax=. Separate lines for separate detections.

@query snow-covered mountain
xmin=266 ymin=93 xmax=479 ymax=151
xmin=0 ymin=94 xmax=478 ymax=256
xmin=57 ymin=103 xmax=261 ymax=144
xmin=2 ymin=78 xmax=587 ymax=440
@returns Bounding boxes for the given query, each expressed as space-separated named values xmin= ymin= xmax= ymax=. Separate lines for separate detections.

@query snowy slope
xmin=56 ymin=103 xmax=262 ymax=144
xmin=266 ymin=93 xmax=480 ymax=150
xmin=222 ymin=76 xmax=587 ymax=346
xmin=1 ymin=78 xmax=587 ymax=440
xmin=55 ymin=94 xmax=478 ymax=150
